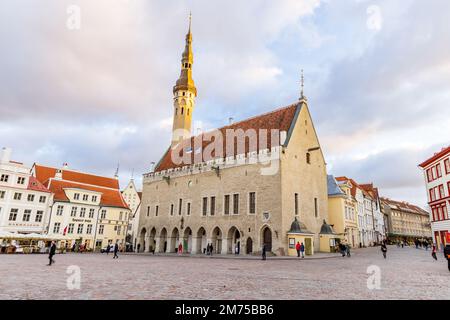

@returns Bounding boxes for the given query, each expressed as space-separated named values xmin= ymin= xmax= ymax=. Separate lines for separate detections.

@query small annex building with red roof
xmin=32 ymin=163 xmax=130 ymax=251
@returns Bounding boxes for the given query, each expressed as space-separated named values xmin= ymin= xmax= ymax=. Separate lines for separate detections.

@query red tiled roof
xmin=34 ymin=164 xmax=119 ymax=189
xmin=155 ymin=103 xmax=299 ymax=172
xmin=336 ymin=176 xmax=372 ymax=198
xmin=48 ymin=179 xmax=129 ymax=209
xmin=27 ymin=176 xmax=51 ymax=193
xmin=418 ymin=146 xmax=450 ymax=168
xmin=380 ymin=197 xmax=429 ymax=216
xmin=359 ymin=183 xmax=380 ymax=200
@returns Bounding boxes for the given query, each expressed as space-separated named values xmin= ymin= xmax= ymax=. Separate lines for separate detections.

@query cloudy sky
xmin=1 ymin=0 xmax=449 ymax=208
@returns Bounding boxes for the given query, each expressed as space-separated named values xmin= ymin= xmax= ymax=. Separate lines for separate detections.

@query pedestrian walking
xmin=262 ymin=244 xmax=266 ymax=261
xmin=346 ymin=244 xmax=351 ymax=257
xmin=381 ymin=242 xmax=387 ymax=259
xmin=137 ymin=243 xmax=141 ymax=253
xmin=295 ymin=242 xmax=301 ymax=258
xmin=431 ymin=244 xmax=438 ymax=261
xmin=48 ymin=241 xmax=56 ymax=266
xmin=300 ymin=242 xmax=305 ymax=258
xmin=340 ymin=243 xmax=346 ymax=257
xmin=210 ymin=243 xmax=213 ymax=256
xmin=113 ymin=243 xmax=119 ymax=259
xmin=178 ymin=242 xmax=183 ymax=254
xmin=444 ymin=244 xmax=450 ymax=272
xmin=401 ymin=240 xmax=404 ymax=248
xmin=106 ymin=244 xmax=111 ymax=255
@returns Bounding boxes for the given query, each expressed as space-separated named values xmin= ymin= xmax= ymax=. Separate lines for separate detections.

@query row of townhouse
xmin=328 ymin=176 xmax=386 ymax=248
xmin=0 ymin=148 xmax=131 ymax=251
xmin=328 ymin=174 xmax=432 ymax=248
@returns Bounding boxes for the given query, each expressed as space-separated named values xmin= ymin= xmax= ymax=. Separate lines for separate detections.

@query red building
xmin=419 ymin=146 xmax=450 ymax=250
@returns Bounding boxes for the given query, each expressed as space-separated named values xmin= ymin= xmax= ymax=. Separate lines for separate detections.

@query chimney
xmin=0 ymin=147 xmax=12 ymax=164
xmin=55 ymin=169 xmax=62 ymax=180
xmin=228 ymin=117 xmax=234 ymax=125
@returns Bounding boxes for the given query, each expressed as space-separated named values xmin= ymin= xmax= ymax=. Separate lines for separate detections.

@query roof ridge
xmin=35 ymin=164 xmax=117 ymax=181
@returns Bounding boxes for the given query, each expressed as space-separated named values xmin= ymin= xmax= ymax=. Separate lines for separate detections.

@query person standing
xmin=346 ymin=244 xmax=351 ymax=258
xmin=444 ymin=244 xmax=450 ymax=272
xmin=262 ymin=244 xmax=266 ymax=261
xmin=178 ymin=242 xmax=183 ymax=255
xmin=300 ymin=242 xmax=305 ymax=258
xmin=381 ymin=241 xmax=387 ymax=259
xmin=431 ymin=244 xmax=438 ymax=261
xmin=113 ymin=242 xmax=119 ymax=259
xmin=48 ymin=241 xmax=56 ymax=266
xmin=106 ymin=243 xmax=111 ymax=255
xmin=295 ymin=242 xmax=301 ymax=258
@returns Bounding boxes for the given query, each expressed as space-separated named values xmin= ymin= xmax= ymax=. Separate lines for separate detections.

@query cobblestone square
xmin=0 ymin=246 xmax=448 ymax=300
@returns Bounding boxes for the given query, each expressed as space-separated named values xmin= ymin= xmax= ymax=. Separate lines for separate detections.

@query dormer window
xmin=92 ymin=195 xmax=97 ymax=202
xmin=82 ymin=194 xmax=88 ymax=201
xmin=74 ymin=193 xmax=80 ymax=200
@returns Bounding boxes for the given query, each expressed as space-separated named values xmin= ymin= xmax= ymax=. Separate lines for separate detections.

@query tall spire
xmin=173 ymin=13 xmax=196 ymax=96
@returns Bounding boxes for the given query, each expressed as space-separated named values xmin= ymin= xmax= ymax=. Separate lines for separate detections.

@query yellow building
xmin=327 ymin=175 xmax=359 ymax=248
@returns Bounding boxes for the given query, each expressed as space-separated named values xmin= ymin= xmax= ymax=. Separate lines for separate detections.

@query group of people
xmin=414 ymin=239 xmax=430 ymax=250
xmin=338 ymin=243 xmax=351 ymax=257
xmin=105 ymin=243 xmax=120 ymax=259
xmin=295 ymin=242 xmax=305 ymax=258
xmin=206 ymin=243 xmax=214 ymax=255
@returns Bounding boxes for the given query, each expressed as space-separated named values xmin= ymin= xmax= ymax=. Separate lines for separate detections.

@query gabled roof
xmin=327 ymin=175 xmax=345 ymax=196
xmin=27 ymin=176 xmax=51 ymax=193
xmin=359 ymin=183 xmax=380 ymax=200
xmin=418 ymin=146 xmax=450 ymax=168
xmin=34 ymin=164 xmax=119 ymax=189
xmin=47 ymin=179 xmax=129 ymax=209
xmin=155 ymin=103 xmax=300 ymax=172
xmin=335 ymin=176 xmax=372 ymax=199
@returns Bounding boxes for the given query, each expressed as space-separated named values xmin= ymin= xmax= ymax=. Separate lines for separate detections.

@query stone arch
xmin=148 ymin=227 xmax=156 ymax=253
xmin=139 ymin=227 xmax=146 ymax=253
xmin=159 ymin=228 xmax=167 ymax=253
xmin=227 ymin=226 xmax=241 ymax=254
xmin=246 ymin=237 xmax=253 ymax=254
xmin=183 ymin=227 xmax=193 ymax=253
xmin=196 ymin=227 xmax=207 ymax=254
xmin=260 ymin=225 xmax=273 ymax=252
xmin=169 ymin=227 xmax=180 ymax=253
xmin=211 ymin=226 xmax=223 ymax=254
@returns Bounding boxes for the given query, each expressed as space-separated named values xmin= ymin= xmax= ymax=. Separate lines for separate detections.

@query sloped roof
xmin=34 ymin=164 xmax=119 ymax=189
xmin=47 ymin=179 xmax=129 ymax=209
xmin=336 ymin=176 xmax=372 ymax=198
xmin=327 ymin=175 xmax=345 ymax=196
xmin=27 ymin=176 xmax=51 ymax=193
xmin=418 ymin=146 xmax=450 ymax=168
xmin=155 ymin=103 xmax=300 ymax=172
xmin=380 ymin=197 xmax=429 ymax=216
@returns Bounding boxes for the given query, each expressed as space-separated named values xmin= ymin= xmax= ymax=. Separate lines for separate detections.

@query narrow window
xmin=314 ymin=198 xmax=318 ymax=217
xmin=155 ymin=205 xmax=159 ymax=217
xmin=202 ymin=197 xmax=208 ymax=216
xmin=294 ymin=193 xmax=299 ymax=215
xmin=224 ymin=195 xmax=230 ymax=215
xmin=170 ymin=204 xmax=174 ymax=216
xmin=181 ymin=107 xmax=184 ymax=115
xmin=249 ymin=192 xmax=256 ymax=214
xmin=306 ymin=153 xmax=311 ymax=164
xmin=210 ymin=196 xmax=216 ymax=216
xmin=233 ymin=194 xmax=239 ymax=215
xmin=147 ymin=206 xmax=150 ymax=216
xmin=179 ymin=199 xmax=183 ymax=215
xmin=187 ymin=203 xmax=191 ymax=216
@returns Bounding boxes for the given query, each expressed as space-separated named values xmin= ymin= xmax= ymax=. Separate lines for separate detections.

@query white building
xmin=121 ymin=178 xmax=142 ymax=251
xmin=419 ymin=146 xmax=450 ymax=250
xmin=32 ymin=163 xmax=131 ymax=251
xmin=0 ymin=148 xmax=53 ymax=234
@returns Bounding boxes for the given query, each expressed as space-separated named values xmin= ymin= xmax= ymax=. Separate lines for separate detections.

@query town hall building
xmin=138 ymin=18 xmax=334 ymax=256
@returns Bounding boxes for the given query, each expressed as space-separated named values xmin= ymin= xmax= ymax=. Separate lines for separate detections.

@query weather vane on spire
xmin=189 ymin=11 xmax=192 ymax=32
xmin=300 ymin=69 xmax=307 ymax=101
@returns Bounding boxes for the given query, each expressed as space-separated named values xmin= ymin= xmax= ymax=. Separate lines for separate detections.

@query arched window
xmin=306 ymin=152 xmax=311 ymax=164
